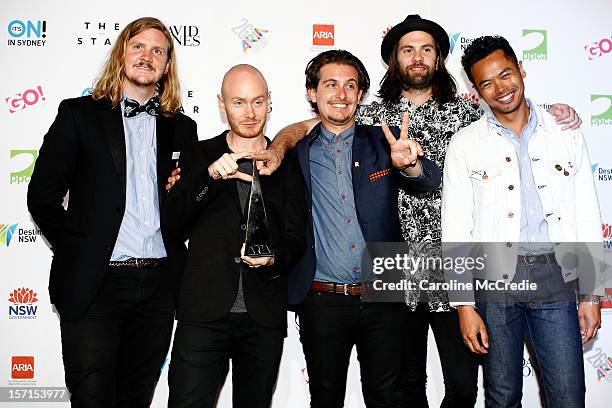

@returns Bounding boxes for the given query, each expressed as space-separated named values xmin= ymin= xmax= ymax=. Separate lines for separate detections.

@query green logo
xmin=591 ymin=95 xmax=612 ymax=126
xmin=9 ymin=150 xmax=38 ymax=184
xmin=522 ymin=29 xmax=547 ymax=61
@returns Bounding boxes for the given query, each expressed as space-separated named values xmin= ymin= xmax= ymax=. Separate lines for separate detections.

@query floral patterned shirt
xmin=357 ymin=95 xmax=482 ymax=311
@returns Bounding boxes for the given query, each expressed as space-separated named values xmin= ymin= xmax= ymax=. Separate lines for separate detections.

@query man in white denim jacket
xmin=441 ymin=35 xmax=604 ymax=408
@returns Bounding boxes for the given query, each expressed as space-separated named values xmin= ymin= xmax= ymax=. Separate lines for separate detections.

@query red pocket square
xmin=368 ymin=168 xmax=391 ymax=182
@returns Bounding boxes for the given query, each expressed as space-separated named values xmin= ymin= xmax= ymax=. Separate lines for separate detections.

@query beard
xmin=401 ymin=64 xmax=434 ymax=90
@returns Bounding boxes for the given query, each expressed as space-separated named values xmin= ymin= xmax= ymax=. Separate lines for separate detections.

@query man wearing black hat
xmin=249 ymin=13 xmax=582 ymax=408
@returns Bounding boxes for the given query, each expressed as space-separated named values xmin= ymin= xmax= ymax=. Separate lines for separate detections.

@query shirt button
xmin=507 ymin=212 xmax=514 ymax=218
xmin=506 ymin=242 xmax=512 ymax=247
xmin=338 ymin=170 xmax=343 ymax=175
xmin=505 ymin=157 xmax=512 ymax=162
xmin=341 ymin=194 xmax=346 ymax=200
xmin=234 ymin=257 xmax=241 ymax=264
xmin=503 ymin=274 xmax=509 ymax=279
xmin=241 ymin=224 xmax=247 ymax=231
xmin=347 ymin=218 xmax=352 ymax=224
xmin=508 ymin=185 xmax=514 ymax=190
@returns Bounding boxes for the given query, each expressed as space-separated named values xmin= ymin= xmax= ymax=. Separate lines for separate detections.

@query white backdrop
xmin=1 ymin=0 xmax=611 ymax=406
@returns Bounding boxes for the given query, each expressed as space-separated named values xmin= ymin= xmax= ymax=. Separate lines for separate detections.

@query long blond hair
xmin=91 ymin=17 xmax=182 ymax=116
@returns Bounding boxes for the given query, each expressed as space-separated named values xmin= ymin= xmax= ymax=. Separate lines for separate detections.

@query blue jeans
xmin=476 ymin=262 xmax=585 ymax=408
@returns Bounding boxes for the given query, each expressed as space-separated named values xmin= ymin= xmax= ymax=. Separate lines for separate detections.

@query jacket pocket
xmin=468 ymin=164 xmax=501 ymax=206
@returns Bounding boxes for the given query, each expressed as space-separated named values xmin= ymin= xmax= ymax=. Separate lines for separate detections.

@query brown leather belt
xmin=517 ymin=253 xmax=556 ymax=265
xmin=108 ymin=258 xmax=166 ymax=269
xmin=311 ymin=281 xmax=364 ymax=296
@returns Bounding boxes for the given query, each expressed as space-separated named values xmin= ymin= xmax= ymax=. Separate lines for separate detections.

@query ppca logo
xmin=313 ymin=24 xmax=334 ymax=46
xmin=11 ymin=356 xmax=34 ymax=379
xmin=10 ymin=150 xmax=38 ymax=184
xmin=8 ymin=288 xmax=38 ymax=319
xmin=591 ymin=95 xmax=612 ymax=126
xmin=522 ymin=29 xmax=547 ymax=61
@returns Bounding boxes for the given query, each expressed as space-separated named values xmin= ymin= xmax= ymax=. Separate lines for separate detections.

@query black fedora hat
xmin=381 ymin=14 xmax=450 ymax=64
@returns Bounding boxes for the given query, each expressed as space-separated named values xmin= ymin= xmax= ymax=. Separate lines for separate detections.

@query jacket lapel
xmin=156 ymin=114 xmax=173 ymax=198
xmin=351 ymin=125 xmax=368 ymax=205
xmin=99 ymin=102 xmax=126 ymax=194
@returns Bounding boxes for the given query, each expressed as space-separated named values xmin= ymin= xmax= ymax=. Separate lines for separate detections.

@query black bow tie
xmin=124 ymin=96 xmax=160 ymax=117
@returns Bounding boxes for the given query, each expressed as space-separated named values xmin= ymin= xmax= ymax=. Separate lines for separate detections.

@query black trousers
xmin=168 ymin=313 xmax=285 ymax=408
xmin=59 ymin=264 xmax=174 ymax=408
xmin=397 ymin=304 xmax=479 ymax=408
xmin=297 ymin=291 xmax=407 ymax=408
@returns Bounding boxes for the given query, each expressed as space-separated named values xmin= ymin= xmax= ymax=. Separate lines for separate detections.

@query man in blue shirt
xmin=290 ymin=49 xmax=441 ymax=407
xmin=27 ymin=17 xmax=197 ymax=407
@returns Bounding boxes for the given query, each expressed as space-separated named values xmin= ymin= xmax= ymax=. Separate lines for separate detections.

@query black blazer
xmin=163 ymin=132 xmax=307 ymax=329
xmin=288 ymin=124 xmax=442 ymax=305
xmin=27 ymin=96 xmax=197 ymax=322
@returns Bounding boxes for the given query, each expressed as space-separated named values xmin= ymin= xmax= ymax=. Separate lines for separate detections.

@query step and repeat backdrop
xmin=1 ymin=0 xmax=611 ymax=406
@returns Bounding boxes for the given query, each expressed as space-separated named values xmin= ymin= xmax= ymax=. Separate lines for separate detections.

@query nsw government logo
xmin=231 ymin=19 xmax=269 ymax=53
xmin=10 ymin=150 xmax=38 ymax=184
xmin=312 ymin=24 xmax=334 ymax=47
xmin=591 ymin=95 xmax=612 ymax=126
xmin=8 ymin=288 xmax=38 ymax=320
xmin=7 ymin=19 xmax=47 ymax=47
xmin=522 ymin=29 xmax=547 ymax=61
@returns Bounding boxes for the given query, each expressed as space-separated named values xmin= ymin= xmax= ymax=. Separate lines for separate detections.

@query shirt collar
xmin=486 ymin=98 xmax=538 ymax=136
xmin=318 ymin=123 xmax=355 ymax=143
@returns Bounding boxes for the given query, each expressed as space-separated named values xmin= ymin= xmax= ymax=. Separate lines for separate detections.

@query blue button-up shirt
xmin=110 ymin=96 xmax=166 ymax=261
xmin=486 ymin=99 xmax=553 ymax=255
xmin=310 ymin=124 xmax=366 ymax=283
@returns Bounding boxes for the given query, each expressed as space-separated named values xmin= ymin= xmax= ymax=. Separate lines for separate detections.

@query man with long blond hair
xmin=27 ymin=17 xmax=197 ymax=408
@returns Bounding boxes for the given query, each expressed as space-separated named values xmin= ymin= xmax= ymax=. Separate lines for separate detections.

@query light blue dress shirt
xmin=485 ymin=99 xmax=554 ymax=255
xmin=110 ymin=96 xmax=166 ymax=261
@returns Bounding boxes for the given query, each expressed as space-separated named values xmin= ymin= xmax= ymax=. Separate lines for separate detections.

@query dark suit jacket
xmin=163 ymin=132 xmax=307 ymax=329
xmin=288 ymin=124 xmax=442 ymax=305
xmin=27 ymin=96 xmax=197 ymax=322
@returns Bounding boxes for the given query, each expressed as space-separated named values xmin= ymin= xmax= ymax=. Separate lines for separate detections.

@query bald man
xmin=164 ymin=64 xmax=307 ymax=408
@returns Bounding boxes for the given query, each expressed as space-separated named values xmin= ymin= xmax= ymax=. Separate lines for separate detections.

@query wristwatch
xmin=579 ymin=294 xmax=602 ymax=305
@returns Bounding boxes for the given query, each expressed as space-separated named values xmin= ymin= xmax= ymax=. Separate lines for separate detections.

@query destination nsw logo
xmin=0 ymin=223 xmax=42 ymax=247
xmin=8 ymin=288 xmax=38 ymax=319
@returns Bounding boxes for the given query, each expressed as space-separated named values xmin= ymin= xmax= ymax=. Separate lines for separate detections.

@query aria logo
xmin=11 ymin=356 xmax=34 ymax=379
xmin=10 ymin=150 xmax=38 ymax=184
xmin=8 ymin=288 xmax=38 ymax=320
xmin=586 ymin=347 xmax=612 ymax=382
xmin=169 ymin=25 xmax=200 ymax=46
xmin=76 ymin=21 xmax=120 ymax=46
xmin=231 ymin=18 xmax=269 ymax=53
xmin=591 ymin=95 xmax=612 ymax=126
xmin=7 ymin=19 xmax=46 ymax=47
xmin=603 ymin=223 xmax=612 ymax=251
xmin=312 ymin=24 xmax=334 ymax=47
xmin=522 ymin=29 xmax=547 ymax=61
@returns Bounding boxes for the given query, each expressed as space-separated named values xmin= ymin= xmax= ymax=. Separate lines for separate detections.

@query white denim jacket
xmin=442 ymin=104 xmax=604 ymax=298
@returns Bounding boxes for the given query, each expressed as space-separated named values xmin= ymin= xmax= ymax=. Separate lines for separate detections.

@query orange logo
xmin=11 ymin=356 xmax=34 ymax=379
xmin=313 ymin=24 xmax=334 ymax=46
